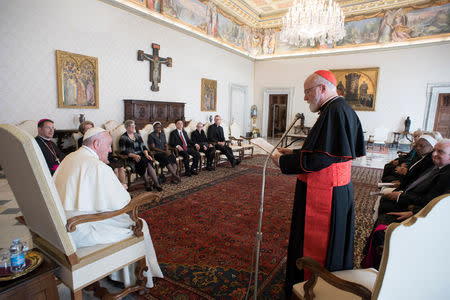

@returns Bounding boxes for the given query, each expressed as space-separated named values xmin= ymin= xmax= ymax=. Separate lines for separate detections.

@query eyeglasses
xmin=304 ymin=84 xmax=322 ymax=95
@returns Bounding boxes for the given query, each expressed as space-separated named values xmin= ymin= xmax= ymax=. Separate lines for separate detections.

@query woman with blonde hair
xmin=119 ymin=120 xmax=162 ymax=191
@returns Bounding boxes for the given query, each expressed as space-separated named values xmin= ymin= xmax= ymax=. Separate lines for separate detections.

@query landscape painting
xmin=331 ymin=68 xmax=379 ymax=111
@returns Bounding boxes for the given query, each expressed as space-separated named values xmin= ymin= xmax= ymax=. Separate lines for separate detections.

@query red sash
xmin=297 ymin=160 xmax=351 ymax=278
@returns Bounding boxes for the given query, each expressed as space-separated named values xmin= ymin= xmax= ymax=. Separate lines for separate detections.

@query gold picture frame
xmin=56 ymin=50 xmax=99 ymax=109
xmin=201 ymin=78 xmax=217 ymax=111
xmin=331 ymin=67 xmax=379 ymax=111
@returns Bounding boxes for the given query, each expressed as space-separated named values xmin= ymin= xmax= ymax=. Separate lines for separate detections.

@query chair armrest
xmin=168 ymin=146 xmax=179 ymax=156
xmin=230 ymin=137 xmax=243 ymax=146
xmin=66 ymin=192 xmax=160 ymax=237
xmin=296 ymin=257 xmax=372 ymax=300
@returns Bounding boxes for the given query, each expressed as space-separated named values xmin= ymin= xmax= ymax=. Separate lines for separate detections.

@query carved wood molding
xmin=66 ymin=192 xmax=160 ymax=233
xmin=296 ymin=257 xmax=372 ymax=300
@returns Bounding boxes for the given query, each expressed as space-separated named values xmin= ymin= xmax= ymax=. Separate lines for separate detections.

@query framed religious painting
xmin=331 ymin=67 xmax=379 ymax=111
xmin=55 ymin=50 xmax=99 ymax=109
xmin=201 ymin=78 xmax=217 ymax=111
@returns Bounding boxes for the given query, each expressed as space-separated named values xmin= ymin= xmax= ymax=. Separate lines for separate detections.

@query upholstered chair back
xmin=204 ymin=122 xmax=211 ymax=135
xmin=163 ymin=123 xmax=176 ymax=138
xmin=16 ymin=120 xmax=38 ymax=137
xmin=373 ymin=194 xmax=450 ymax=299
xmin=139 ymin=124 xmax=153 ymax=148
xmin=110 ymin=124 xmax=126 ymax=154
xmin=103 ymin=120 xmax=121 ymax=132
xmin=0 ymin=124 xmax=77 ymax=255
xmin=72 ymin=132 xmax=83 ymax=150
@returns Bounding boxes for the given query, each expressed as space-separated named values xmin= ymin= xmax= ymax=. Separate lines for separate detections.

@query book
xmin=250 ymin=137 xmax=280 ymax=156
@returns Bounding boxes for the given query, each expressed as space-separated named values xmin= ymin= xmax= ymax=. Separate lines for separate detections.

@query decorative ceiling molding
xmin=101 ymin=0 xmax=450 ymax=60
xmin=210 ymin=0 xmax=445 ymax=28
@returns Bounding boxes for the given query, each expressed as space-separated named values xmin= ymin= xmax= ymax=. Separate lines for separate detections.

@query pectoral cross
xmin=138 ymin=43 xmax=172 ymax=92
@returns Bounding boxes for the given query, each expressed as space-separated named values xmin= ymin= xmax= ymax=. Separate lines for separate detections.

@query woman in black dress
xmin=119 ymin=120 xmax=162 ymax=192
xmin=148 ymin=121 xmax=181 ymax=183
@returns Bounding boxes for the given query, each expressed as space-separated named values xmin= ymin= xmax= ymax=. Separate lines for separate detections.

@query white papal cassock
xmin=53 ymin=146 xmax=163 ymax=287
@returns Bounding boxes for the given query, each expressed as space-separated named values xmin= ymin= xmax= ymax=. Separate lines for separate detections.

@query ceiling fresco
xmin=116 ymin=0 xmax=450 ymax=58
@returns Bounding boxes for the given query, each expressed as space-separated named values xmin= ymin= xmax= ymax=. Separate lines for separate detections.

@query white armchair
xmin=0 ymin=124 xmax=160 ymax=299
xmin=292 ymin=193 xmax=450 ymax=300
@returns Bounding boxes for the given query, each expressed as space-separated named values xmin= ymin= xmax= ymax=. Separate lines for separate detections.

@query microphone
xmin=249 ymin=113 xmax=303 ymax=300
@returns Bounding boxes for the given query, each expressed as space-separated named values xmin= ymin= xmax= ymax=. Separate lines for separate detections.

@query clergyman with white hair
xmin=53 ymin=127 xmax=163 ymax=287
xmin=271 ymin=70 xmax=366 ymax=297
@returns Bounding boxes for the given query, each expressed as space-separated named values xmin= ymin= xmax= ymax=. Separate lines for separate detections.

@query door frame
xmin=262 ymin=87 xmax=295 ymax=138
xmin=423 ymin=83 xmax=450 ymax=131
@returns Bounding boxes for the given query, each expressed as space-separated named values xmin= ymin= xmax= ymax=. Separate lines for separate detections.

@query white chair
xmin=0 ymin=124 xmax=159 ymax=300
xmin=367 ymin=127 xmax=389 ymax=150
xmin=72 ymin=132 xmax=83 ymax=150
xmin=229 ymin=121 xmax=254 ymax=159
xmin=16 ymin=120 xmax=38 ymax=137
xmin=103 ymin=120 xmax=121 ymax=132
xmin=292 ymin=193 xmax=450 ymax=300
xmin=139 ymin=123 xmax=154 ymax=149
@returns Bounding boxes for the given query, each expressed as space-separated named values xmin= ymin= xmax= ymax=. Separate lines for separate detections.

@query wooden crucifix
xmin=138 ymin=43 xmax=172 ymax=92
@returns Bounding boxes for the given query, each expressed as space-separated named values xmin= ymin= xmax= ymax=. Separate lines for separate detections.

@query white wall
xmin=0 ymin=0 xmax=254 ymax=129
xmin=255 ymin=43 xmax=450 ymax=139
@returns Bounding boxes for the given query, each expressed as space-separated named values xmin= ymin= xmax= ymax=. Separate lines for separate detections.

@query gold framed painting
xmin=201 ymin=78 xmax=217 ymax=111
xmin=56 ymin=50 xmax=99 ymax=109
xmin=331 ymin=67 xmax=379 ymax=111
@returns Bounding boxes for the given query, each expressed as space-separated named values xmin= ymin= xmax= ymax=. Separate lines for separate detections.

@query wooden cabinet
xmin=124 ymin=100 xmax=185 ymax=130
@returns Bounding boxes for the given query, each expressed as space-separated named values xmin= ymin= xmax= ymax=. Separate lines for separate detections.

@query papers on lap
xmin=250 ymin=137 xmax=280 ymax=156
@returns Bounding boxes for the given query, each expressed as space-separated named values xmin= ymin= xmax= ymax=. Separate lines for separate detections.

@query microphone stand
xmin=252 ymin=113 xmax=302 ymax=299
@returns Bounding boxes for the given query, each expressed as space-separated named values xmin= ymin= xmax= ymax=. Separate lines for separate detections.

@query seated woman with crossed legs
xmin=119 ymin=120 xmax=162 ymax=192
xmin=148 ymin=121 xmax=181 ymax=184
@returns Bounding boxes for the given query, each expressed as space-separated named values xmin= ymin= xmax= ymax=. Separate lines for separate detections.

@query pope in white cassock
xmin=53 ymin=127 xmax=163 ymax=287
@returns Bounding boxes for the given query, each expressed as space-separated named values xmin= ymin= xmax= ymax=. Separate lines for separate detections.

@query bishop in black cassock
xmin=272 ymin=71 xmax=365 ymax=298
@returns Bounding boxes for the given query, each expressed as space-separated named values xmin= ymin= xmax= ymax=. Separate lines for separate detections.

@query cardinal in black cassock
xmin=272 ymin=70 xmax=366 ymax=298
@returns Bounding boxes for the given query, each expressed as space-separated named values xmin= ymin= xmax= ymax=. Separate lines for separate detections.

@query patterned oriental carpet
xmin=135 ymin=155 xmax=382 ymax=299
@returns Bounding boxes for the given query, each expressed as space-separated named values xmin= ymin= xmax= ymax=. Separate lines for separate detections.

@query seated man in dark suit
xmin=191 ymin=122 xmax=215 ymax=171
xmin=35 ymin=118 xmax=65 ymax=175
xmin=207 ymin=115 xmax=239 ymax=168
xmin=363 ymin=139 xmax=450 ymax=269
xmin=169 ymin=119 xmax=200 ymax=176
xmin=393 ymin=134 xmax=436 ymax=190
xmin=379 ymin=139 xmax=449 ymax=215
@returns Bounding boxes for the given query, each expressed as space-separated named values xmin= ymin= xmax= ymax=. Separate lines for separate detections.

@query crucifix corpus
xmin=138 ymin=43 xmax=172 ymax=92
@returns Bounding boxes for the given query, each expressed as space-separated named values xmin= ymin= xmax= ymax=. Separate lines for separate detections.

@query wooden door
xmin=267 ymin=94 xmax=287 ymax=137
xmin=433 ymin=93 xmax=450 ymax=138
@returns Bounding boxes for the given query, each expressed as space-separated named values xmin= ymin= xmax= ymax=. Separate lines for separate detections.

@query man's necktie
xmin=180 ymin=131 xmax=187 ymax=151
xmin=405 ymin=166 xmax=439 ymax=192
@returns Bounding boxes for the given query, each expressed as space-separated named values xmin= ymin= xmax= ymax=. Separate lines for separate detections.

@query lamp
xmin=280 ymin=0 xmax=345 ymax=47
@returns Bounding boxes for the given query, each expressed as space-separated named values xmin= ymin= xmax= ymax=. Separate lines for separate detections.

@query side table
xmin=0 ymin=252 xmax=59 ymax=300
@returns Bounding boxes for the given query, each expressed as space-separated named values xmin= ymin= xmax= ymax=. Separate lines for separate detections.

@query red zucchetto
xmin=314 ymin=70 xmax=337 ymax=86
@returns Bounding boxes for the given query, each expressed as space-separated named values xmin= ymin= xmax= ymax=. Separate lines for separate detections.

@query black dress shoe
xmin=145 ymin=185 xmax=152 ymax=191
xmin=231 ymin=159 xmax=236 ymax=168
xmin=154 ymin=185 xmax=163 ymax=192
xmin=185 ymin=171 xmax=192 ymax=177
xmin=236 ymin=159 xmax=241 ymax=166
xmin=191 ymin=169 xmax=199 ymax=175
xmin=206 ymin=166 xmax=213 ymax=171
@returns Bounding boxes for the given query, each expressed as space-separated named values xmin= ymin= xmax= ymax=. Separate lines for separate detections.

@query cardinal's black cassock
xmin=280 ymin=96 xmax=365 ymax=297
